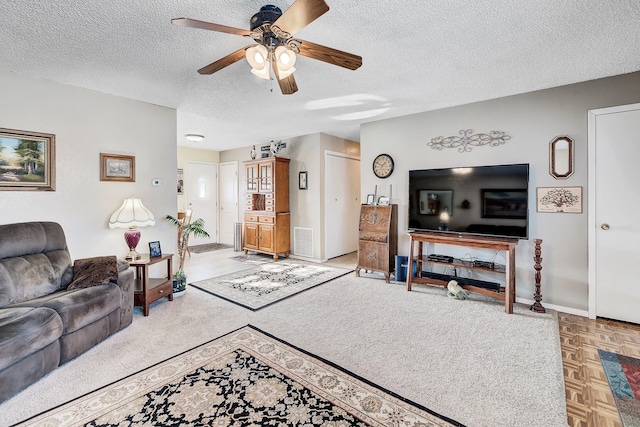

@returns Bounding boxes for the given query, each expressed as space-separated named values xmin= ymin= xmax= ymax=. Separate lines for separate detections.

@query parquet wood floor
xmin=559 ymin=313 xmax=640 ymax=426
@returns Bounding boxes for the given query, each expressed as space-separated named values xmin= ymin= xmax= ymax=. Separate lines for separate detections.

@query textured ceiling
xmin=1 ymin=0 xmax=639 ymax=151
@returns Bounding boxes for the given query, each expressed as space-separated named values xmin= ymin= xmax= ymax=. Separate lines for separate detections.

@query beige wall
xmin=0 ymin=71 xmax=178 ymax=269
xmin=361 ymin=71 xmax=640 ymax=312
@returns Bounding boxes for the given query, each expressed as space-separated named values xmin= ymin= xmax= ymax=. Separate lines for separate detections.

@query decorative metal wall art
xmin=428 ymin=129 xmax=511 ymax=153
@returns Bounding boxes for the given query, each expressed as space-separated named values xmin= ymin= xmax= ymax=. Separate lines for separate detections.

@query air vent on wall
xmin=294 ymin=227 xmax=313 ymax=258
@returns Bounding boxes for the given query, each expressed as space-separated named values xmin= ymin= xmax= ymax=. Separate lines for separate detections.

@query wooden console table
xmin=129 ymin=253 xmax=173 ymax=316
xmin=406 ymin=232 xmax=518 ymax=314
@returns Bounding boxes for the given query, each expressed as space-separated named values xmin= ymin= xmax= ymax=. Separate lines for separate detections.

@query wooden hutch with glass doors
xmin=243 ymin=156 xmax=290 ymax=259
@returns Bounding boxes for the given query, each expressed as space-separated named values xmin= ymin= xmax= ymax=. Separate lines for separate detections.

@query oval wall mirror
xmin=549 ymin=136 xmax=574 ymax=179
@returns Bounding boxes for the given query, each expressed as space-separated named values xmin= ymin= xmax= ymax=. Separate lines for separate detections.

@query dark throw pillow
xmin=67 ymin=256 xmax=118 ymax=290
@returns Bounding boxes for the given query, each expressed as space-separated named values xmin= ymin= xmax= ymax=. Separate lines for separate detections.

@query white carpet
xmin=0 ymin=270 xmax=567 ymax=427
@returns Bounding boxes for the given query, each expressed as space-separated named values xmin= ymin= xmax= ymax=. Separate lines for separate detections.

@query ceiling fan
xmin=172 ymin=0 xmax=362 ymax=95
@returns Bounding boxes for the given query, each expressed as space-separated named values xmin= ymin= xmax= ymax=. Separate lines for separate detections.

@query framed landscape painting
xmin=0 ymin=128 xmax=56 ymax=191
xmin=100 ymin=153 xmax=135 ymax=182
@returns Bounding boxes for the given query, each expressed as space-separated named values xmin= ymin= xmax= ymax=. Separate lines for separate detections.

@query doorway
xmin=219 ymin=161 xmax=238 ymax=245
xmin=185 ymin=161 xmax=218 ymax=245
xmin=325 ymin=151 xmax=360 ymax=259
xmin=588 ymin=102 xmax=640 ymax=324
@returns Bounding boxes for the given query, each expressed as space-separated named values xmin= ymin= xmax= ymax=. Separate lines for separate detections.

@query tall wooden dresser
xmin=243 ymin=156 xmax=290 ymax=260
xmin=355 ymin=204 xmax=398 ymax=282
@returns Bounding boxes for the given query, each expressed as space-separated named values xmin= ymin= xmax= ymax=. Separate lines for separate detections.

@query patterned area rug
xmin=599 ymin=349 xmax=640 ymax=426
xmin=189 ymin=243 xmax=233 ymax=253
xmin=191 ymin=260 xmax=353 ymax=310
xmin=229 ymin=253 xmax=274 ymax=264
xmin=18 ymin=326 xmax=463 ymax=427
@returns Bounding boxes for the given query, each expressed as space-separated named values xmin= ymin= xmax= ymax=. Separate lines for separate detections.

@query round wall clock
xmin=373 ymin=153 xmax=394 ymax=178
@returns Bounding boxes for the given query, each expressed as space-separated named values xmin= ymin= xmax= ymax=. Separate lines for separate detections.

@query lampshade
xmin=109 ymin=198 xmax=155 ymax=229
xmin=439 ymin=211 xmax=450 ymax=223
xmin=251 ymin=66 xmax=270 ymax=80
xmin=246 ymin=45 xmax=268 ymax=70
xmin=274 ymin=46 xmax=296 ymax=71
xmin=274 ymin=46 xmax=296 ymax=79
xmin=109 ymin=198 xmax=155 ymax=260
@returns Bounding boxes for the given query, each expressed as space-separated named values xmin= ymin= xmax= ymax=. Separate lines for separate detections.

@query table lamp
xmin=439 ymin=211 xmax=450 ymax=231
xmin=109 ymin=197 xmax=155 ymax=260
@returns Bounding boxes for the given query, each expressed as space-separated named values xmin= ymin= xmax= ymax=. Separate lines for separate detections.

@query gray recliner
xmin=0 ymin=221 xmax=134 ymax=403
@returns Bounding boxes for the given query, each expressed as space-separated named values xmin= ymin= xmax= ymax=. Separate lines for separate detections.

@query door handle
xmin=601 ymin=223 xmax=610 ymax=230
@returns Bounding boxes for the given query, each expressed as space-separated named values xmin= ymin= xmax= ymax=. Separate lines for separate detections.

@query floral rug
xmin=599 ymin=349 xmax=640 ymax=426
xmin=190 ymin=260 xmax=353 ymax=310
xmin=18 ymin=326 xmax=463 ymax=427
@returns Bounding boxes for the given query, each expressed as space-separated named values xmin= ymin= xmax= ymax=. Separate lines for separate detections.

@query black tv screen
xmin=408 ymin=163 xmax=529 ymax=239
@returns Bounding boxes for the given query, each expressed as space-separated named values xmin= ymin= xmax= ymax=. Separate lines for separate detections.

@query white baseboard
xmin=515 ymin=297 xmax=588 ymax=317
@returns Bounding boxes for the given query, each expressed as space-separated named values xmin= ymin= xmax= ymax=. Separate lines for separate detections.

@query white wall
xmin=361 ymin=71 xmax=640 ymax=312
xmin=0 ymin=72 xmax=178 ymax=267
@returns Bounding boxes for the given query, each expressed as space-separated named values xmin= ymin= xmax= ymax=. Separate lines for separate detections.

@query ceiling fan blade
xmin=272 ymin=0 xmax=329 ymax=36
xmin=172 ymin=18 xmax=251 ymax=37
xmin=297 ymin=40 xmax=362 ymax=70
xmin=197 ymin=46 xmax=252 ymax=75
xmin=271 ymin=57 xmax=298 ymax=95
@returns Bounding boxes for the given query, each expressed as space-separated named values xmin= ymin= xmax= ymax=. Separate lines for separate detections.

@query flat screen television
xmin=408 ymin=163 xmax=529 ymax=239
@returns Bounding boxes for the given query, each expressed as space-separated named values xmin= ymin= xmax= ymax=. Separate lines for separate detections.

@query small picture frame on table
xmin=366 ymin=194 xmax=375 ymax=205
xmin=149 ymin=241 xmax=162 ymax=258
xmin=378 ymin=196 xmax=390 ymax=206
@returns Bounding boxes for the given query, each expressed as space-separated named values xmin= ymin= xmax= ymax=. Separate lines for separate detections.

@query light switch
xmin=152 ymin=179 xmax=162 ymax=186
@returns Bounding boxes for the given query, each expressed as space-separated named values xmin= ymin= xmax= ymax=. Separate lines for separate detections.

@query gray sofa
xmin=0 ymin=221 xmax=134 ymax=403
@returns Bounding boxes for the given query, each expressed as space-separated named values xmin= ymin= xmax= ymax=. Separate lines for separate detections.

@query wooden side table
xmin=129 ymin=253 xmax=173 ymax=316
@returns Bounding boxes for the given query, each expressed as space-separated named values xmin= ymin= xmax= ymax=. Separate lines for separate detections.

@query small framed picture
xmin=366 ymin=194 xmax=375 ymax=205
xmin=536 ymin=186 xmax=583 ymax=213
xmin=378 ymin=196 xmax=390 ymax=206
xmin=100 ymin=153 xmax=135 ymax=182
xmin=299 ymin=171 xmax=308 ymax=190
xmin=177 ymin=168 xmax=184 ymax=194
xmin=149 ymin=241 xmax=162 ymax=257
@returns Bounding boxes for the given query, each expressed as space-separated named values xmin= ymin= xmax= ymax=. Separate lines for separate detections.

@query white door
xmin=588 ymin=103 xmax=640 ymax=324
xmin=219 ymin=161 xmax=238 ymax=245
xmin=325 ymin=152 xmax=360 ymax=259
xmin=185 ymin=161 xmax=218 ymax=245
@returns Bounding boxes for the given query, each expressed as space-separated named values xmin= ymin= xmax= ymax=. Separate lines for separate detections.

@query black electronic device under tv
xmin=408 ymin=163 xmax=529 ymax=239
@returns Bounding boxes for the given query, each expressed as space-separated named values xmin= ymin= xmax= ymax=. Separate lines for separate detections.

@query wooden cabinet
xmin=355 ymin=204 xmax=398 ymax=283
xmin=243 ymin=156 xmax=290 ymax=259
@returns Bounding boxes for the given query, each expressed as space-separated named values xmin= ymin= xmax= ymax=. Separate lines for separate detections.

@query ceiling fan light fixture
xmin=251 ymin=66 xmax=270 ymax=80
xmin=246 ymin=45 xmax=268 ymax=70
xmin=277 ymin=67 xmax=296 ymax=79
xmin=274 ymin=46 xmax=296 ymax=71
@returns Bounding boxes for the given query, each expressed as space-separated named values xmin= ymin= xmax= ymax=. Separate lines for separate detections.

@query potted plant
xmin=165 ymin=214 xmax=210 ymax=295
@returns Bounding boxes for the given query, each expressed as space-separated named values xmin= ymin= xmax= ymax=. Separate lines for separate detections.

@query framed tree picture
xmin=0 ymin=127 xmax=56 ymax=191
xmin=536 ymin=187 xmax=582 ymax=213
